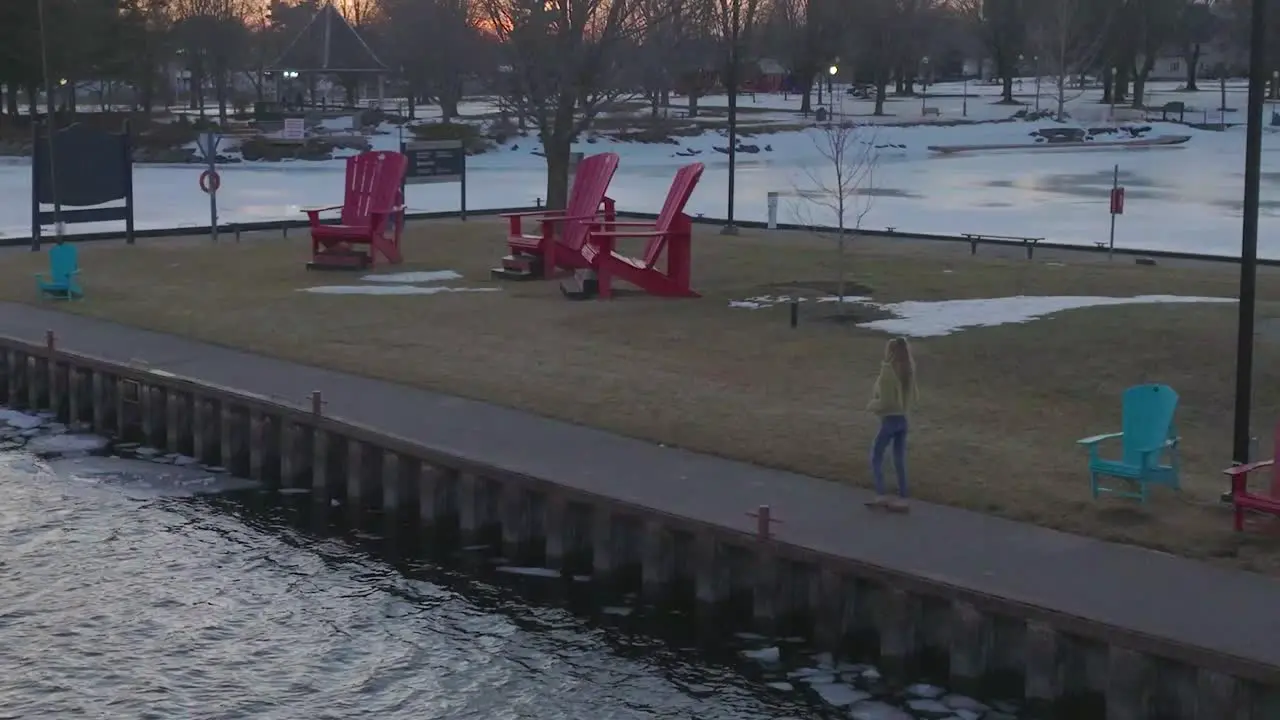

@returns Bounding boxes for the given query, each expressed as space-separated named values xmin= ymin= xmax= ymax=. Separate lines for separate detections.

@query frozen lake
xmin=2 ymin=117 xmax=1278 ymax=258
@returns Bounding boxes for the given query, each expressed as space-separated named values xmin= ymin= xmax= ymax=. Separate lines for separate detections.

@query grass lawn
xmin=4 ymin=219 xmax=1280 ymax=573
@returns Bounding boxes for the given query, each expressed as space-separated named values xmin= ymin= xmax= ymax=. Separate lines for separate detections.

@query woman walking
xmin=865 ymin=337 xmax=918 ymax=512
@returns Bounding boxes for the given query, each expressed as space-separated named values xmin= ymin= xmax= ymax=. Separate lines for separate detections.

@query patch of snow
xmin=493 ymin=566 xmax=561 ymax=578
xmin=728 ymin=293 xmax=1236 ymax=337
xmin=300 ymin=284 xmax=500 ymax=296
xmin=906 ymin=697 xmax=954 ymax=716
xmin=798 ymin=673 xmax=837 ymax=685
xmin=864 ymin=294 xmax=1235 ymax=337
xmin=360 ymin=270 xmax=463 ymax=284
xmin=601 ymin=606 xmax=633 ymax=616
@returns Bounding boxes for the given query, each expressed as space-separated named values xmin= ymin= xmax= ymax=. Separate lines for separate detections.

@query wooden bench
xmin=961 ymin=233 xmax=1045 ymax=260
xmin=921 ymin=107 xmax=941 ymax=117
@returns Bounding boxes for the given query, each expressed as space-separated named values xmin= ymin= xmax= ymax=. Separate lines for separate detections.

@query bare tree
xmin=957 ymin=0 xmax=1026 ymax=104
xmin=385 ymin=0 xmax=482 ymax=120
xmin=1028 ymin=0 xmax=1107 ymax=119
xmin=792 ymin=123 xmax=880 ymax=305
xmin=483 ymin=0 xmax=654 ymax=209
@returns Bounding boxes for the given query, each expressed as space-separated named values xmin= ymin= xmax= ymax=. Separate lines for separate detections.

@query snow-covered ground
xmin=4 ymin=80 xmax=1280 ymax=259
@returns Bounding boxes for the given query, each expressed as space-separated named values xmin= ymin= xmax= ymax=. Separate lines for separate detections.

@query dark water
xmin=0 ymin=420 xmax=1024 ymax=720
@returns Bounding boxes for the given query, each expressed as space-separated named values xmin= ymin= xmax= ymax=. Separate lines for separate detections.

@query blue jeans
xmin=871 ymin=414 xmax=908 ymax=497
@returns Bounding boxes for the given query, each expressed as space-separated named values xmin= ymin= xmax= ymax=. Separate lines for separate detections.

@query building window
xmin=1170 ymin=61 xmax=1181 ymax=72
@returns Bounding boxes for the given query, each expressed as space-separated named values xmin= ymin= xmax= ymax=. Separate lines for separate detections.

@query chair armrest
xmin=605 ymin=221 xmax=660 ymax=227
xmin=501 ymin=209 xmax=565 ymax=219
xmin=1225 ymin=458 xmax=1274 ymax=477
xmin=541 ymin=213 xmax=611 ymax=224
xmin=301 ymin=205 xmax=343 ymax=214
xmin=1137 ymin=437 xmax=1179 ymax=455
xmin=1076 ymin=432 xmax=1122 ymax=447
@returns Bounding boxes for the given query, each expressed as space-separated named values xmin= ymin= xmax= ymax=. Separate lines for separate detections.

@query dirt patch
xmin=5 ymin=221 xmax=1280 ymax=573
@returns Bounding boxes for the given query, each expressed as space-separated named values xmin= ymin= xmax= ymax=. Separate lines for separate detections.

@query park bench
xmin=1223 ymin=421 xmax=1280 ymax=532
xmin=921 ymin=107 xmax=941 ymax=117
xmin=961 ymin=232 xmax=1045 ymax=260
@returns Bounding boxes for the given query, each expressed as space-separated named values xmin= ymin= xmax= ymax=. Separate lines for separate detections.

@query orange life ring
xmin=199 ymin=169 xmax=221 ymax=194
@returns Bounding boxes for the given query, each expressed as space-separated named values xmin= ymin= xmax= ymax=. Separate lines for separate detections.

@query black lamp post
xmin=34 ymin=0 xmax=63 ymax=252
xmin=1228 ymin=0 xmax=1269 ymax=500
xmin=721 ymin=0 xmax=740 ymax=236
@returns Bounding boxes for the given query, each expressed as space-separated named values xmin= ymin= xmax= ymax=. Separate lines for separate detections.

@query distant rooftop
xmin=269 ymin=3 xmax=387 ymax=74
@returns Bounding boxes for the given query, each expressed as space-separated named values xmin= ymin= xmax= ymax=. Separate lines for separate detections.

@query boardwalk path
xmin=3 ymin=303 xmax=1279 ymax=673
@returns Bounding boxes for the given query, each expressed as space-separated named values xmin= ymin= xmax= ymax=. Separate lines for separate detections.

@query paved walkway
xmin=4 ymin=303 xmax=1280 ymax=672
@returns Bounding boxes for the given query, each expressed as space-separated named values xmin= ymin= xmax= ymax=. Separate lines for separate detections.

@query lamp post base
xmin=720 ymin=224 xmax=739 ymax=236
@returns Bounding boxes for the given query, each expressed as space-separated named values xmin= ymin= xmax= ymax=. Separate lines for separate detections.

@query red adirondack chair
xmin=496 ymin=152 xmax=619 ymax=279
xmin=303 ymin=150 xmax=407 ymax=270
xmin=578 ymin=162 xmax=704 ymax=299
xmin=1223 ymin=421 xmax=1280 ymax=532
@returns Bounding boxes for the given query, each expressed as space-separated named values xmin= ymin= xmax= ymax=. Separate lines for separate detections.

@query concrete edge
xmin=5 ymin=332 xmax=1278 ymax=687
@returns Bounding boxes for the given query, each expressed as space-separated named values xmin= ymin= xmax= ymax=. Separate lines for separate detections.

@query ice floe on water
xmin=729 ymin=293 xmax=1236 ymax=337
xmin=733 ymin=639 xmax=1024 ymax=719
xmin=1 ymin=406 xmax=259 ymax=497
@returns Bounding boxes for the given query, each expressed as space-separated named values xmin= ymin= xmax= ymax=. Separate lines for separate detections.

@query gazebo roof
xmin=269 ymin=3 xmax=387 ymax=73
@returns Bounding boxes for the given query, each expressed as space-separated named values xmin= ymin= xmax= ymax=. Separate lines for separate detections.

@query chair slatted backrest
xmin=641 ymin=162 xmax=705 ymax=268
xmin=49 ymin=243 xmax=78 ymax=283
xmin=562 ymin=152 xmax=620 ymax=251
xmin=1270 ymin=421 xmax=1280 ymax=498
xmin=1120 ymin=383 xmax=1178 ymax=467
xmin=340 ymin=151 xmax=408 ymax=228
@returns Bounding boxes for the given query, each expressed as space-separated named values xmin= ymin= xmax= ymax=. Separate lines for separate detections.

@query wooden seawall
xmin=1 ymin=331 xmax=1276 ymax=719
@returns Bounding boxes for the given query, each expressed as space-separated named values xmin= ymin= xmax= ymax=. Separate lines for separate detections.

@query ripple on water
xmin=0 ymin=412 xmax=1026 ymax=719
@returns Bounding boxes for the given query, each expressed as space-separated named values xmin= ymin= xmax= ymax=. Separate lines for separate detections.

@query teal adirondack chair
xmin=35 ymin=243 xmax=83 ymax=300
xmin=1077 ymin=383 xmax=1180 ymax=502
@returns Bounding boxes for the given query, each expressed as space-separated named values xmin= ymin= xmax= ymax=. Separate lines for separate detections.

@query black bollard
xmin=789 ymin=299 xmax=799 ymax=328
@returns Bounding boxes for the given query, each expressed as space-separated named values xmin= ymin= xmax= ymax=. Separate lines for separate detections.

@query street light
xmin=920 ymin=56 xmax=930 ymax=114
xmin=1228 ymin=0 xmax=1269 ymax=500
xmin=721 ymin=0 xmax=741 ymax=236
xmin=828 ymin=64 xmax=838 ymax=118
xmin=1109 ymin=67 xmax=1118 ymax=121
xmin=34 ymin=0 xmax=62 ymax=251
xmin=1034 ymin=55 xmax=1041 ymax=113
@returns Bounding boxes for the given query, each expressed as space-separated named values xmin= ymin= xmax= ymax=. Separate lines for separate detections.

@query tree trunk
xmin=5 ymin=84 xmax=18 ymax=119
xmin=686 ymin=89 xmax=700 ymax=119
xmin=543 ymin=133 xmax=572 ymax=210
xmin=873 ymin=77 xmax=888 ymax=115
xmin=438 ymin=86 xmax=461 ymax=122
xmin=1183 ymin=44 xmax=1201 ymax=91
xmin=800 ymin=82 xmax=812 ymax=114
xmin=1101 ymin=67 xmax=1113 ymax=104
xmin=1131 ymin=57 xmax=1154 ymax=109
xmin=25 ymin=85 xmax=38 ymax=119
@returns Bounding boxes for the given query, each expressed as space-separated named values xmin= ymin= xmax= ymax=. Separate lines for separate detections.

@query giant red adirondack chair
xmin=577 ymin=162 xmax=704 ymax=299
xmin=1223 ymin=420 xmax=1280 ymax=532
xmin=495 ymin=152 xmax=619 ymax=279
xmin=303 ymin=150 xmax=407 ymax=270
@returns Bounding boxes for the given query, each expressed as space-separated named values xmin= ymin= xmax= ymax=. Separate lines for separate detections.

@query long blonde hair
xmin=885 ymin=337 xmax=915 ymax=396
